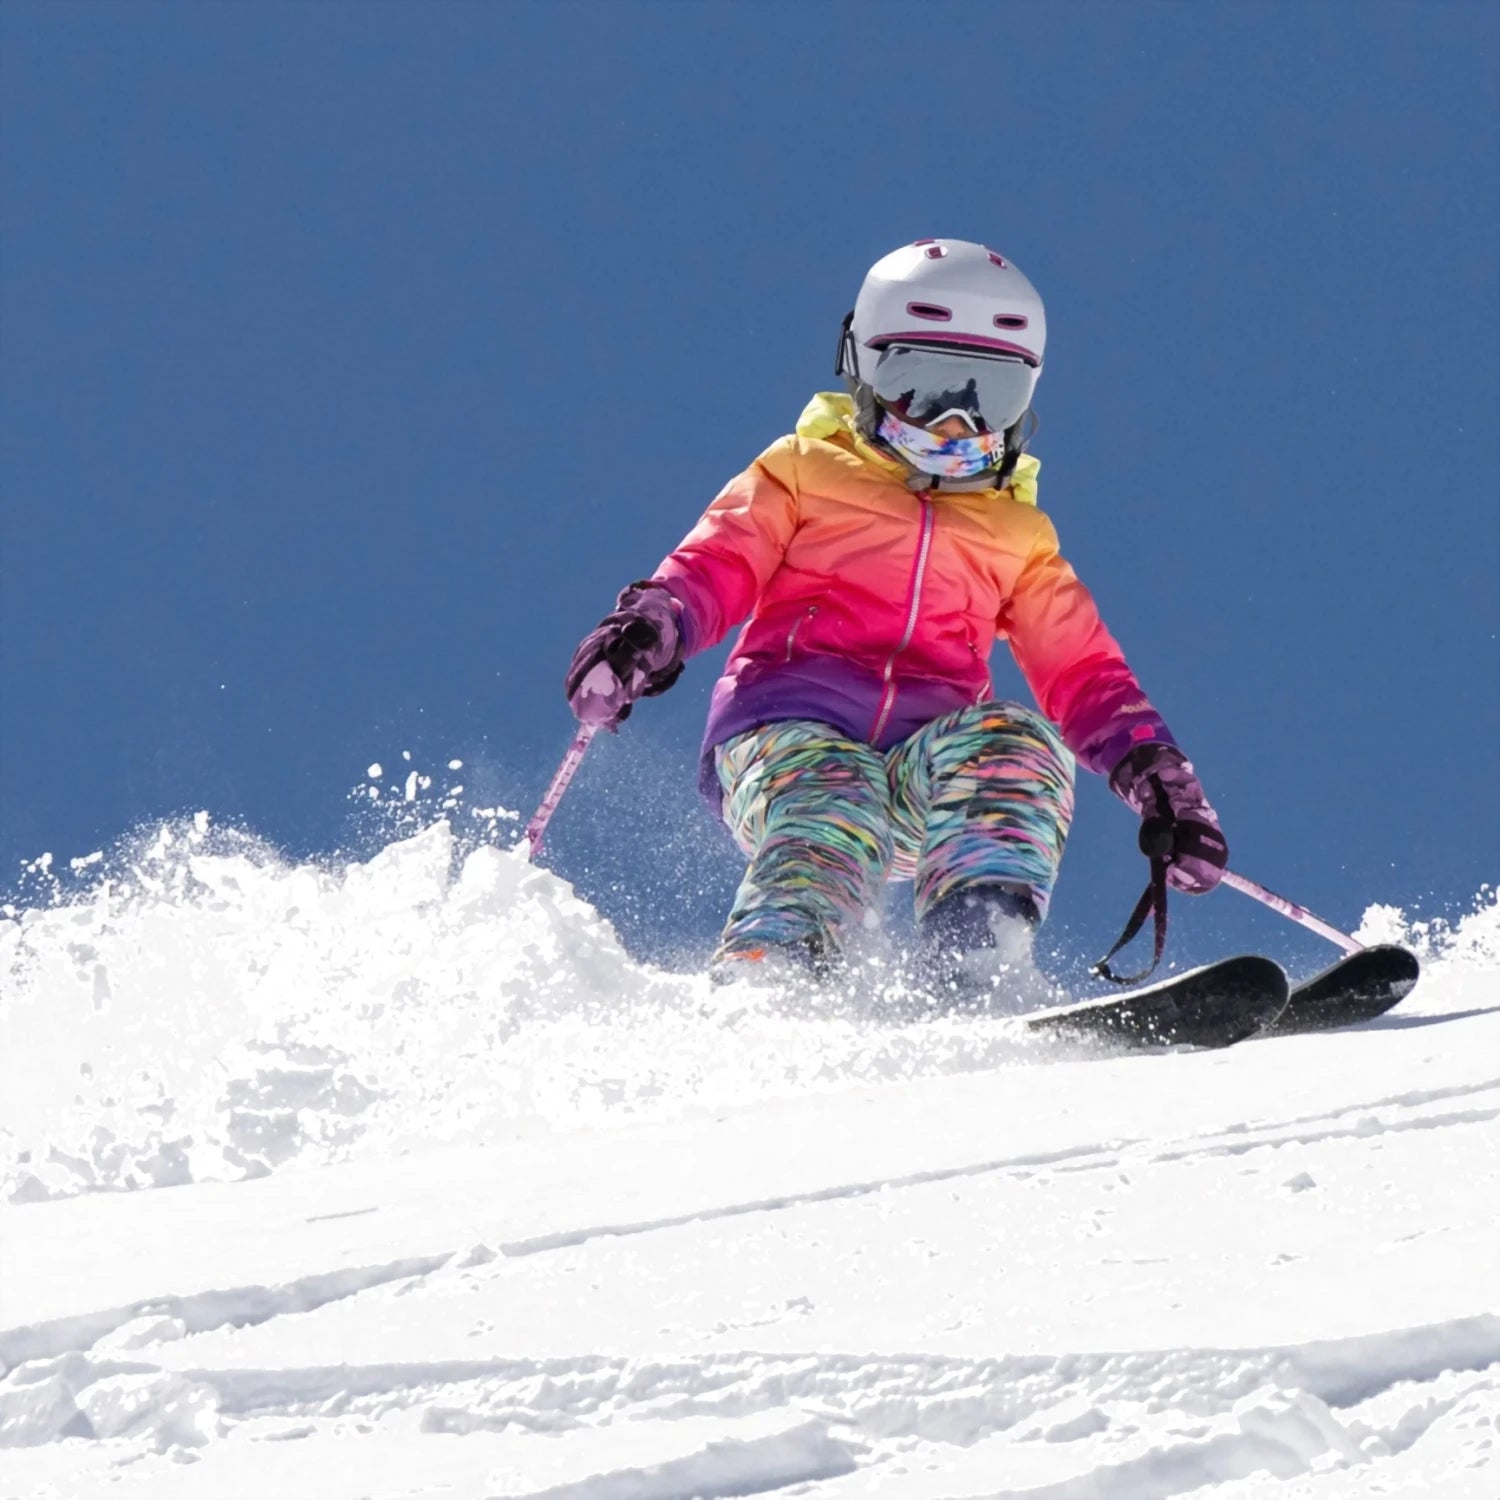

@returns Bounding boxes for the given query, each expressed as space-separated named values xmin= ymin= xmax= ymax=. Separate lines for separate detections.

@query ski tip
xmin=1262 ymin=942 xmax=1423 ymax=1038
xmin=1331 ymin=943 xmax=1422 ymax=999
xmin=1221 ymin=953 xmax=1291 ymax=997
xmin=1027 ymin=952 xmax=1289 ymax=1051
xmin=1361 ymin=943 xmax=1422 ymax=1005
xmin=1364 ymin=943 xmax=1421 ymax=985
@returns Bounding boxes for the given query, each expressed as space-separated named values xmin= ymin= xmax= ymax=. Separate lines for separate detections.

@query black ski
xmin=1260 ymin=944 xmax=1420 ymax=1037
xmin=1025 ymin=954 xmax=1288 ymax=1050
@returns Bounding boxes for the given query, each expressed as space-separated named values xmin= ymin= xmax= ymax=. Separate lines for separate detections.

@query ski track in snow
xmin=1 ymin=812 xmax=1497 ymax=1497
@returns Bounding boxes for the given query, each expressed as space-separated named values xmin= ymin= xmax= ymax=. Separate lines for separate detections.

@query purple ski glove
xmin=565 ymin=581 xmax=684 ymax=729
xmin=1110 ymin=743 xmax=1229 ymax=894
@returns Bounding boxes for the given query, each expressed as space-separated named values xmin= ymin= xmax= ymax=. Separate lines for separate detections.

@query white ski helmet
xmin=837 ymin=239 xmax=1046 ymax=441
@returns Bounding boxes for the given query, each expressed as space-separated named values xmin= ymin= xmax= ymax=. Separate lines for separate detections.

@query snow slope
xmin=2 ymin=812 xmax=1497 ymax=1497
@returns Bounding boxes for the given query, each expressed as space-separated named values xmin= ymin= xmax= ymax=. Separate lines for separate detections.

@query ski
xmin=1025 ymin=954 xmax=1288 ymax=1050
xmin=1260 ymin=944 xmax=1420 ymax=1037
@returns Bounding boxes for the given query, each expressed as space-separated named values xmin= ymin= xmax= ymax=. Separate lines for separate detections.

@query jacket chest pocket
xmin=786 ymin=605 xmax=819 ymax=660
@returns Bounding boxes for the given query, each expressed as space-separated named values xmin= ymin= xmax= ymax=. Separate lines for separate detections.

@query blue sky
xmin=3 ymin=1 xmax=1496 ymax=978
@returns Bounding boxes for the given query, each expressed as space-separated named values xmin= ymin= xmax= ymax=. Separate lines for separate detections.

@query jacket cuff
xmin=1079 ymin=718 xmax=1177 ymax=780
xmin=647 ymin=577 xmax=700 ymax=658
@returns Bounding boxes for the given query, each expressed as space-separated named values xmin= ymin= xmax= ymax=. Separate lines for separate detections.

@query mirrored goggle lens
xmin=868 ymin=346 xmax=1036 ymax=434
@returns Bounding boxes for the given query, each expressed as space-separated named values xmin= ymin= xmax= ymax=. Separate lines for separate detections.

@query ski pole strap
xmin=1091 ymin=852 xmax=1170 ymax=985
xmin=1091 ymin=791 xmax=1177 ymax=985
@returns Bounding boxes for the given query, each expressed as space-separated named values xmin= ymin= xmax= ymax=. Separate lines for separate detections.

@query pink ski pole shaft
xmin=1221 ymin=869 xmax=1364 ymax=955
xmin=524 ymin=723 xmax=599 ymax=859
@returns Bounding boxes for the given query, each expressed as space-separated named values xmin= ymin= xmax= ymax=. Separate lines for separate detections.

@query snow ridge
xmin=3 ymin=1315 xmax=1498 ymax=1494
xmin=2 ymin=813 xmax=1497 ymax=1496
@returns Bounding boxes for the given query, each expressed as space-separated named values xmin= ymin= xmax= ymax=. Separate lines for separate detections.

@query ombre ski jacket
xmin=652 ymin=393 xmax=1176 ymax=806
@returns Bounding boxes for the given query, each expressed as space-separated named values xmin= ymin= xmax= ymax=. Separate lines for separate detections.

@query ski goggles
xmin=876 ymin=408 xmax=1006 ymax=479
xmin=866 ymin=342 xmax=1038 ymax=435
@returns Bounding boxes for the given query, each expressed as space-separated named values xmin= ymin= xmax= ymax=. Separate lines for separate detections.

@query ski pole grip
xmin=1138 ymin=817 xmax=1175 ymax=859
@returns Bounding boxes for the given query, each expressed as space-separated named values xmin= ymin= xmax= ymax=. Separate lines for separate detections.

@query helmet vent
xmin=906 ymin=302 xmax=952 ymax=322
xmin=986 ymin=250 xmax=1008 ymax=268
xmin=922 ymin=244 xmax=948 ymax=260
xmin=994 ymin=314 xmax=1029 ymax=330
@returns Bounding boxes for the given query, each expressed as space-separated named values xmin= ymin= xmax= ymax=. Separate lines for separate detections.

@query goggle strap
xmin=834 ymin=312 xmax=856 ymax=378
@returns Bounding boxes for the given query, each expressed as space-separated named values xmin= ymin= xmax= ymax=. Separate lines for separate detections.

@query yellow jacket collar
xmin=795 ymin=391 xmax=1039 ymax=506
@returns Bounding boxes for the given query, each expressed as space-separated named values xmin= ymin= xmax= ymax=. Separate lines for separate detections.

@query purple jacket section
xmin=660 ymin=593 xmax=1174 ymax=812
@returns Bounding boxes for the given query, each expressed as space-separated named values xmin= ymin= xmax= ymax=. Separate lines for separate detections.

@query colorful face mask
xmin=876 ymin=408 xmax=1006 ymax=479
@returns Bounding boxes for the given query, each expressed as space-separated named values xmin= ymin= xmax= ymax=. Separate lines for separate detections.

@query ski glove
xmin=565 ymin=581 xmax=685 ymax=729
xmin=1109 ymin=743 xmax=1229 ymax=895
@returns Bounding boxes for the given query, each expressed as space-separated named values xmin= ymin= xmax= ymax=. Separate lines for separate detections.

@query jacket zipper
xmin=785 ymin=605 xmax=818 ymax=661
xmin=870 ymin=498 xmax=935 ymax=742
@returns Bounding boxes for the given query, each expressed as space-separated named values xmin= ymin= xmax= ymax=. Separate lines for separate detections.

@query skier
xmin=564 ymin=239 xmax=1228 ymax=992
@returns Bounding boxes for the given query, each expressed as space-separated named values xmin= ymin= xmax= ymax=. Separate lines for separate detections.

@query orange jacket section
xmin=653 ymin=398 xmax=1170 ymax=774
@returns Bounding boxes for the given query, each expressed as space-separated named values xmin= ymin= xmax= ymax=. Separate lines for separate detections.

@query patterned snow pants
xmin=713 ymin=701 xmax=1076 ymax=962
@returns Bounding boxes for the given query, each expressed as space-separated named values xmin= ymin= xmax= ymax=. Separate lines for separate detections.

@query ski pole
xmin=1221 ymin=869 xmax=1364 ymax=955
xmin=524 ymin=723 xmax=599 ymax=859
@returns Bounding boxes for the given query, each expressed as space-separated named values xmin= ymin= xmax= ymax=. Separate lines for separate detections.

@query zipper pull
xmin=785 ymin=605 xmax=818 ymax=660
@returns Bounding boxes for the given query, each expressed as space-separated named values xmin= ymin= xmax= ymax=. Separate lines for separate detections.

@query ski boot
xmin=708 ymin=930 xmax=834 ymax=987
xmin=915 ymin=884 xmax=1044 ymax=1013
xmin=704 ymin=930 xmax=836 ymax=1025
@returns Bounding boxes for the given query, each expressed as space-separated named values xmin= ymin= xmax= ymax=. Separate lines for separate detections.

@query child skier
xmin=564 ymin=239 xmax=1228 ymax=990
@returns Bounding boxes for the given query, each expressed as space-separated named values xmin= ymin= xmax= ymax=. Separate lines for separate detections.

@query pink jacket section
xmin=652 ymin=397 xmax=1173 ymax=801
